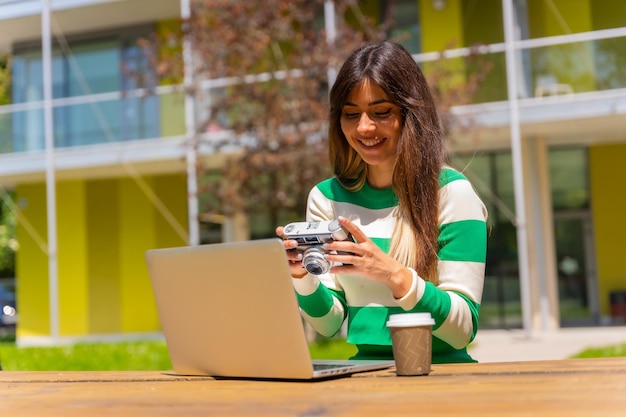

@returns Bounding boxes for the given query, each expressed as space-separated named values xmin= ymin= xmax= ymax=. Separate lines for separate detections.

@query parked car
xmin=0 ymin=282 xmax=17 ymax=329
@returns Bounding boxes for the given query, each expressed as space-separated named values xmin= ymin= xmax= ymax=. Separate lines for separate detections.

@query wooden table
xmin=2 ymin=357 xmax=626 ymax=416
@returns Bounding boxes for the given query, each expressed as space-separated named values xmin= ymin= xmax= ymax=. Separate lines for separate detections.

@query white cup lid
xmin=386 ymin=312 xmax=435 ymax=327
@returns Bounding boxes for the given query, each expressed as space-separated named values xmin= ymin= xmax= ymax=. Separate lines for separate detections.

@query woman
xmin=277 ymin=41 xmax=487 ymax=363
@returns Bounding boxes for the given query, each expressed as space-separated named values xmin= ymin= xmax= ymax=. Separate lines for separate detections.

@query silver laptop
xmin=145 ymin=238 xmax=394 ymax=380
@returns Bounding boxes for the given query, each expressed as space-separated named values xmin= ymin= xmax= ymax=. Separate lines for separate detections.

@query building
xmin=0 ymin=0 xmax=625 ymax=345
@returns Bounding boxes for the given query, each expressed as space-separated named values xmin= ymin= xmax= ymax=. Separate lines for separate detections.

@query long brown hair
xmin=328 ymin=41 xmax=446 ymax=282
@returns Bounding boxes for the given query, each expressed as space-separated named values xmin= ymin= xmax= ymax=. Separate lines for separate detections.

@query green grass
xmin=572 ymin=342 xmax=626 ymax=359
xmin=0 ymin=337 xmax=357 ymax=371
xmin=0 ymin=340 xmax=172 ymax=371
xmin=2 ymin=336 xmax=623 ymax=372
xmin=308 ymin=337 xmax=357 ymax=359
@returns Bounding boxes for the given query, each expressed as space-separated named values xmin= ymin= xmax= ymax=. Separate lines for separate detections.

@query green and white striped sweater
xmin=292 ymin=167 xmax=488 ymax=363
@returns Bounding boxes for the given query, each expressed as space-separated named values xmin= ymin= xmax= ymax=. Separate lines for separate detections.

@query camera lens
xmin=306 ymin=262 xmax=325 ymax=275
xmin=302 ymin=247 xmax=330 ymax=275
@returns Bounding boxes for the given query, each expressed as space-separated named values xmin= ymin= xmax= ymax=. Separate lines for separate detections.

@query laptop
xmin=145 ymin=238 xmax=394 ymax=380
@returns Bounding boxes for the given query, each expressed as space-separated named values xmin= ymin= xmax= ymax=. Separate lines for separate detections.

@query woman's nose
xmin=357 ymin=113 xmax=375 ymax=134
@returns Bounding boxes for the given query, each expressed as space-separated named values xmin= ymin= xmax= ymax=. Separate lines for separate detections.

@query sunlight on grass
xmin=308 ymin=338 xmax=357 ymax=359
xmin=572 ymin=342 xmax=626 ymax=359
xmin=3 ymin=337 xmax=622 ymax=371
xmin=0 ymin=341 xmax=172 ymax=371
xmin=0 ymin=338 xmax=357 ymax=371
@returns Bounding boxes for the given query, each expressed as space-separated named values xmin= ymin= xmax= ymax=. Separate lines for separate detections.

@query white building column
xmin=42 ymin=0 xmax=59 ymax=341
xmin=181 ymin=0 xmax=200 ymax=246
xmin=522 ymin=136 xmax=560 ymax=330
xmin=502 ymin=0 xmax=533 ymax=333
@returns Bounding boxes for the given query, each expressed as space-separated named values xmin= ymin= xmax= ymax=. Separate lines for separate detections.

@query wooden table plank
xmin=2 ymin=358 xmax=626 ymax=416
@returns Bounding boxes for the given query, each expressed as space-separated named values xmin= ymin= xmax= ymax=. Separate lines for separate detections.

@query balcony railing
xmin=1 ymin=28 xmax=625 ymax=155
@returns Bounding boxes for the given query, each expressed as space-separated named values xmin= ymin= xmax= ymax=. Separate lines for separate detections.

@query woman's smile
xmin=357 ymin=136 xmax=386 ymax=148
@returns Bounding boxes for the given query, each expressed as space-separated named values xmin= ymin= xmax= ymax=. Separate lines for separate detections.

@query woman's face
xmin=340 ymin=79 xmax=402 ymax=180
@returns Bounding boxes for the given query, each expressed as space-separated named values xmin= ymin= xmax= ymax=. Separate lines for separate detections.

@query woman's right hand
xmin=276 ymin=226 xmax=308 ymax=279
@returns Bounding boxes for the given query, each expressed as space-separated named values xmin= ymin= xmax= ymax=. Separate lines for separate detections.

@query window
xmin=382 ymin=0 xmax=421 ymax=54
xmin=11 ymin=29 xmax=159 ymax=151
xmin=550 ymin=148 xmax=589 ymax=211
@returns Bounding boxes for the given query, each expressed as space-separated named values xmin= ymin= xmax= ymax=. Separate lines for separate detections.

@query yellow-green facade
xmin=590 ymin=144 xmax=626 ymax=315
xmin=16 ymin=174 xmax=187 ymax=339
xmin=2 ymin=0 xmax=625 ymax=341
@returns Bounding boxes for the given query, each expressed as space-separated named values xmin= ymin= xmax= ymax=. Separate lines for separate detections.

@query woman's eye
xmin=374 ymin=109 xmax=392 ymax=117
xmin=344 ymin=112 xmax=360 ymax=118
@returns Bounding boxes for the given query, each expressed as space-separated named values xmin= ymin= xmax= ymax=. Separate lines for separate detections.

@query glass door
xmin=554 ymin=211 xmax=599 ymax=325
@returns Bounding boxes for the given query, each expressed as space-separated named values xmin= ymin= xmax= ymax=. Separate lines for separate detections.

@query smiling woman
xmin=276 ymin=41 xmax=488 ymax=364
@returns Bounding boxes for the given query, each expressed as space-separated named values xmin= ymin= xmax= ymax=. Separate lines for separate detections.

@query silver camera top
xmin=282 ymin=220 xmax=349 ymax=246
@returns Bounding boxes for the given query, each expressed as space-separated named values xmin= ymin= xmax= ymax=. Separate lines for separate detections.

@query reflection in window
xmin=550 ymin=148 xmax=589 ymax=211
xmin=450 ymin=147 xmax=590 ymax=328
xmin=382 ymin=0 xmax=421 ymax=54
xmin=11 ymin=32 xmax=159 ymax=151
xmin=594 ymin=37 xmax=626 ymax=91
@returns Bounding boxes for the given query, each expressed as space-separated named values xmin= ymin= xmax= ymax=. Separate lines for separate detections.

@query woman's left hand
xmin=325 ymin=216 xmax=413 ymax=298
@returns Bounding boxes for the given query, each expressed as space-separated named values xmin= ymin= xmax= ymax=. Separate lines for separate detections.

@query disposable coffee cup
xmin=386 ymin=313 xmax=435 ymax=376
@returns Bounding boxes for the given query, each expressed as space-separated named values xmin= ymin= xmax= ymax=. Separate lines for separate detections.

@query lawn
xmin=0 ymin=336 xmax=356 ymax=371
xmin=572 ymin=342 xmax=626 ymax=359
xmin=1 ymin=334 xmax=623 ymax=371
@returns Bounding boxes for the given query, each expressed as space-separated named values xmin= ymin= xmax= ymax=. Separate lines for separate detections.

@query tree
xmin=141 ymin=0 xmax=491 ymax=239
xmin=0 ymin=56 xmax=16 ymax=276
xmin=0 ymin=194 xmax=17 ymax=277
xmin=0 ymin=54 xmax=10 ymax=106
xmin=0 ymin=54 xmax=12 ymax=154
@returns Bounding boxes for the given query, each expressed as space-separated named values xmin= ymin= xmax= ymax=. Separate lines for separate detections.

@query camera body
xmin=282 ymin=220 xmax=353 ymax=275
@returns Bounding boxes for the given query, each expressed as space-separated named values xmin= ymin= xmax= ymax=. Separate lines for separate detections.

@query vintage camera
xmin=282 ymin=220 xmax=353 ymax=275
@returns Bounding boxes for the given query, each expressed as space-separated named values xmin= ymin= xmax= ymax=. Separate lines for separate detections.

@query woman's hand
xmin=324 ymin=216 xmax=413 ymax=298
xmin=275 ymin=226 xmax=308 ymax=279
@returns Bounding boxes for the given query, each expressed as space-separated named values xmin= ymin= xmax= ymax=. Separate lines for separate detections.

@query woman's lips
xmin=358 ymin=137 xmax=385 ymax=148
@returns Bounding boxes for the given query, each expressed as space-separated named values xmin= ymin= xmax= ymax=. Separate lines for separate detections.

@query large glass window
xmin=381 ymin=0 xmax=421 ymax=54
xmin=594 ymin=37 xmax=626 ymax=91
xmin=11 ymin=30 xmax=159 ymax=151
xmin=550 ymin=148 xmax=592 ymax=325
xmin=550 ymin=148 xmax=589 ymax=211
xmin=451 ymin=146 xmax=591 ymax=328
xmin=515 ymin=0 xmax=626 ymax=97
xmin=452 ymin=151 xmax=522 ymax=329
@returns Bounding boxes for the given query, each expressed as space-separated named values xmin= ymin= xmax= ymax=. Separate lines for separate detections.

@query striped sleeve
xmin=290 ymin=182 xmax=349 ymax=337
xmin=432 ymin=169 xmax=487 ymax=348
xmin=394 ymin=169 xmax=487 ymax=348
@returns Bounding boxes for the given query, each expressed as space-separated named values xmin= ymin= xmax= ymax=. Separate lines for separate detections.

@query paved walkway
xmin=469 ymin=326 xmax=626 ymax=362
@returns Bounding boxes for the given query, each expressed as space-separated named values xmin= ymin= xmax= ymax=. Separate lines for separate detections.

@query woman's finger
xmin=337 ymin=216 xmax=369 ymax=243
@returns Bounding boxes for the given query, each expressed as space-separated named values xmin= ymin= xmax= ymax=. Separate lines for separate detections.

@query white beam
xmin=502 ymin=0 xmax=533 ymax=333
xmin=181 ymin=0 xmax=199 ymax=246
xmin=42 ymin=0 xmax=59 ymax=341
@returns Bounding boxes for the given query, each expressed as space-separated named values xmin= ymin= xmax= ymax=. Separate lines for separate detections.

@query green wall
xmin=15 ymin=174 xmax=187 ymax=340
xmin=87 ymin=180 xmax=121 ymax=333
xmin=15 ymin=183 xmax=50 ymax=337
xmin=57 ymin=181 xmax=89 ymax=335
xmin=589 ymin=143 xmax=626 ymax=315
